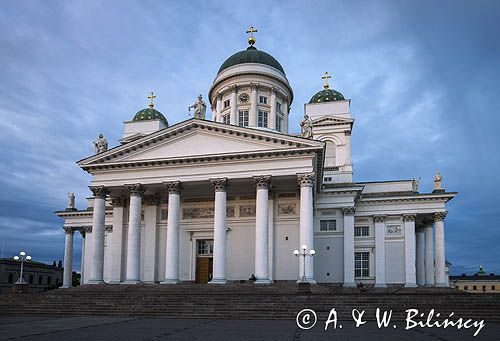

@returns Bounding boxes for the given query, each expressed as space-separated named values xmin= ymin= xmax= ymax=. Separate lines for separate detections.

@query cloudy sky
xmin=1 ymin=0 xmax=499 ymax=276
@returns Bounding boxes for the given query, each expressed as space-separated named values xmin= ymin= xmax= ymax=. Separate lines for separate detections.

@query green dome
xmin=309 ymin=88 xmax=345 ymax=104
xmin=218 ymin=46 xmax=286 ymax=75
xmin=133 ymin=107 xmax=169 ymax=126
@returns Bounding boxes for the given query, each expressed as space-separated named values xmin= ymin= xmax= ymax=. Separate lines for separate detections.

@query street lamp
xmin=13 ymin=251 xmax=31 ymax=284
xmin=293 ymin=244 xmax=315 ymax=283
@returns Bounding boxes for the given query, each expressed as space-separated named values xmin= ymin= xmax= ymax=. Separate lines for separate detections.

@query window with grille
xmin=276 ymin=115 xmax=282 ymax=131
xmin=258 ymin=110 xmax=268 ymax=127
xmin=354 ymin=226 xmax=369 ymax=237
xmin=276 ymin=101 xmax=281 ymax=112
xmin=355 ymin=252 xmax=370 ymax=277
xmin=223 ymin=99 xmax=230 ymax=108
xmin=197 ymin=240 xmax=214 ymax=255
xmin=223 ymin=114 xmax=230 ymax=124
xmin=259 ymin=96 xmax=267 ymax=104
xmin=320 ymin=220 xmax=336 ymax=231
xmin=238 ymin=110 xmax=249 ymax=127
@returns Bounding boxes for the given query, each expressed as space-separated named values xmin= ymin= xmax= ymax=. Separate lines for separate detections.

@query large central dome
xmin=217 ymin=46 xmax=286 ymax=75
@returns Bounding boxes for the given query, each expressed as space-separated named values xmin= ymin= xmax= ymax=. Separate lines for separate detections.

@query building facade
xmin=0 ymin=259 xmax=63 ymax=294
xmin=57 ymin=32 xmax=456 ymax=288
xmin=451 ymin=266 xmax=500 ymax=293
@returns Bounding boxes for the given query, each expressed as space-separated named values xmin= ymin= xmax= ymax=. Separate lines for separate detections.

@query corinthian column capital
xmin=342 ymin=207 xmax=356 ymax=216
xmin=63 ymin=226 xmax=74 ymax=234
xmin=89 ymin=185 xmax=109 ymax=199
xmin=403 ymin=214 xmax=417 ymax=222
xmin=164 ymin=181 xmax=182 ymax=195
xmin=143 ymin=193 xmax=161 ymax=206
xmin=211 ymin=178 xmax=229 ymax=192
xmin=110 ymin=196 xmax=126 ymax=207
xmin=254 ymin=175 xmax=271 ymax=190
xmin=434 ymin=211 xmax=447 ymax=221
xmin=127 ymin=184 xmax=145 ymax=196
xmin=373 ymin=215 xmax=387 ymax=223
xmin=297 ymin=173 xmax=315 ymax=188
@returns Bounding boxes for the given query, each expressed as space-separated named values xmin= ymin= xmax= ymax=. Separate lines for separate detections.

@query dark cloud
xmin=0 ymin=0 xmax=498 ymax=275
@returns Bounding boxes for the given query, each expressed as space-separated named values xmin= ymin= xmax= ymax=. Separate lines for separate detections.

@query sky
xmin=0 ymin=0 xmax=499 ymax=276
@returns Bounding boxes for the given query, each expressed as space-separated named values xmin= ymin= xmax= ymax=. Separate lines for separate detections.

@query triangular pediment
xmin=311 ymin=116 xmax=353 ymax=126
xmin=79 ymin=119 xmax=324 ymax=168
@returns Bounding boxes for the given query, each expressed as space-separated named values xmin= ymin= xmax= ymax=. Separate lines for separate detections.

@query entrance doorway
xmin=195 ymin=240 xmax=213 ymax=284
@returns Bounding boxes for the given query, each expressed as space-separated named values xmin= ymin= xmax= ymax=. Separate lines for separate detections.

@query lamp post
xmin=13 ymin=251 xmax=31 ymax=284
xmin=294 ymin=244 xmax=315 ymax=283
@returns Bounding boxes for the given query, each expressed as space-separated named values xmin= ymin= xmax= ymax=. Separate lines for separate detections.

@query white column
xmin=230 ymin=85 xmax=238 ymax=125
xmin=124 ymin=184 xmax=144 ymax=284
xmin=342 ymin=207 xmax=355 ymax=287
xmin=89 ymin=185 xmax=109 ymax=284
xmin=283 ymin=98 xmax=289 ymax=134
xmin=143 ymin=195 xmax=159 ymax=283
xmin=404 ymin=214 xmax=417 ymax=288
xmin=416 ymin=225 xmax=426 ymax=286
xmin=269 ymin=88 xmax=277 ymax=130
xmin=109 ymin=197 xmax=125 ymax=283
xmin=162 ymin=181 xmax=182 ymax=284
xmin=216 ymin=94 xmax=223 ymax=123
xmin=434 ymin=212 xmax=447 ymax=287
xmin=254 ymin=175 xmax=271 ymax=284
xmin=210 ymin=178 xmax=229 ymax=284
xmin=250 ymin=84 xmax=258 ymax=127
xmin=374 ymin=215 xmax=386 ymax=288
xmin=80 ymin=231 xmax=85 ymax=285
xmin=62 ymin=227 xmax=74 ymax=288
xmin=297 ymin=173 xmax=316 ymax=283
xmin=425 ymin=221 xmax=435 ymax=286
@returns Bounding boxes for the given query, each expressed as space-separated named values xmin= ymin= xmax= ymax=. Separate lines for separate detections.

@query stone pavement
xmin=0 ymin=316 xmax=498 ymax=340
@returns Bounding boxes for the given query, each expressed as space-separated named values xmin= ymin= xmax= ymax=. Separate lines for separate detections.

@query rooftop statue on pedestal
xmin=93 ymin=133 xmax=108 ymax=154
xmin=299 ymin=114 xmax=313 ymax=139
xmin=188 ymin=94 xmax=207 ymax=119
xmin=434 ymin=171 xmax=444 ymax=192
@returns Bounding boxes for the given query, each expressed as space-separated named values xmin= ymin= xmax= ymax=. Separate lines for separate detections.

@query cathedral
xmin=57 ymin=28 xmax=456 ymax=289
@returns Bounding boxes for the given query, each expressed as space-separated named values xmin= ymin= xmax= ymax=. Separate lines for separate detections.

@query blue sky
xmin=1 ymin=0 xmax=499 ymax=275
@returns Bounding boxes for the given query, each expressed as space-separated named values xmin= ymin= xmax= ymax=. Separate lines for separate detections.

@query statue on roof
xmin=299 ymin=114 xmax=313 ymax=139
xmin=188 ymin=94 xmax=207 ymax=120
xmin=67 ymin=192 xmax=75 ymax=210
xmin=433 ymin=171 xmax=443 ymax=191
xmin=93 ymin=133 xmax=108 ymax=154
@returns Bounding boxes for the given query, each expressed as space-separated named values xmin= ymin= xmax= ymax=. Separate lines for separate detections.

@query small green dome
xmin=309 ymin=88 xmax=345 ymax=104
xmin=218 ymin=46 xmax=286 ymax=75
xmin=133 ymin=107 xmax=169 ymax=126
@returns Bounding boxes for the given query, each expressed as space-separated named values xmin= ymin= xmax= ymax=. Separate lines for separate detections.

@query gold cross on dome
xmin=148 ymin=92 xmax=156 ymax=108
xmin=322 ymin=72 xmax=332 ymax=90
xmin=246 ymin=26 xmax=258 ymax=46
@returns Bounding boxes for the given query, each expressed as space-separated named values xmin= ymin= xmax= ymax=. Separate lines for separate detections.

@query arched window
xmin=29 ymin=275 xmax=34 ymax=284
xmin=325 ymin=141 xmax=337 ymax=167
xmin=8 ymin=273 xmax=13 ymax=284
xmin=38 ymin=276 xmax=43 ymax=285
xmin=47 ymin=276 xmax=52 ymax=285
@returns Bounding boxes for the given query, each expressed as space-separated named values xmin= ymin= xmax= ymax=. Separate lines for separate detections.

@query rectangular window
xmin=320 ymin=220 xmax=336 ymax=231
xmin=197 ymin=240 xmax=214 ymax=255
xmin=354 ymin=226 xmax=370 ymax=237
xmin=275 ymin=115 xmax=282 ymax=131
xmin=238 ymin=110 xmax=249 ymax=127
xmin=324 ymin=177 xmax=332 ymax=182
xmin=473 ymin=285 xmax=477 ymax=290
xmin=223 ymin=114 xmax=230 ymax=124
xmin=354 ymin=252 xmax=370 ymax=277
xmin=258 ymin=110 xmax=268 ymax=127
xmin=276 ymin=101 xmax=281 ymax=111
xmin=492 ymin=285 xmax=496 ymax=290
xmin=223 ymin=99 xmax=230 ymax=108
xmin=259 ymin=96 xmax=267 ymax=104
xmin=464 ymin=285 xmax=468 ymax=290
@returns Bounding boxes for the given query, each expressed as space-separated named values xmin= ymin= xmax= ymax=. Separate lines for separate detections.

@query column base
xmin=122 ymin=280 xmax=141 ymax=284
xmin=374 ymin=283 xmax=387 ymax=288
xmin=61 ymin=285 xmax=72 ymax=289
xmin=343 ymin=282 xmax=356 ymax=288
xmin=142 ymin=281 xmax=156 ymax=284
xmin=209 ymin=279 xmax=227 ymax=285
xmin=425 ymin=283 xmax=435 ymax=287
xmin=405 ymin=283 xmax=418 ymax=288
xmin=160 ymin=279 xmax=179 ymax=285
xmin=254 ymin=279 xmax=273 ymax=284
xmin=436 ymin=282 xmax=448 ymax=287
xmin=108 ymin=280 xmax=122 ymax=284
xmin=87 ymin=279 xmax=105 ymax=285
xmin=296 ymin=279 xmax=317 ymax=284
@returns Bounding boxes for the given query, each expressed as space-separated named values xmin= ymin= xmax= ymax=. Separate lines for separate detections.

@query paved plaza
xmin=0 ymin=315 xmax=498 ymax=340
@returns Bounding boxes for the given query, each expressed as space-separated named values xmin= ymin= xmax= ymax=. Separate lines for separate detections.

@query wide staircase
xmin=1 ymin=283 xmax=499 ymax=321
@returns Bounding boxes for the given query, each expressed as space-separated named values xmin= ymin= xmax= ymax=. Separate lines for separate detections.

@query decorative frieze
xmin=127 ymin=183 xmax=145 ymax=196
xmin=164 ymin=181 xmax=182 ymax=195
xmin=239 ymin=205 xmax=256 ymax=217
xmin=183 ymin=207 xmax=214 ymax=219
xmin=227 ymin=206 xmax=235 ymax=218
xmin=297 ymin=173 xmax=315 ymax=188
xmin=373 ymin=215 xmax=387 ymax=223
xmin=278 ymin=204 xmax=296 ymax=215
xmin=254 ymin=175 xmax=271 ymax=190
xmin=89 ymin=185 xmax=109 ymax=199
xmin=143 ymin=193 xmax=161 ymax=206
xmin=342 ymin=207 xmax=355 ymax=216
xmin=211 ymin=178 xmax=229 ymax=192
xmin=386 ymin=225 xmax=402 ymax=236
xmin=403 ymin=214 xmax=417 ymax=222
xmin=434 ymin=211 xmax=447 ymax=221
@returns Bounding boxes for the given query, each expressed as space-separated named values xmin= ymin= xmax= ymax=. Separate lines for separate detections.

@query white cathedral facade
xmin=57 ymin=31 xmax=456 ymax=289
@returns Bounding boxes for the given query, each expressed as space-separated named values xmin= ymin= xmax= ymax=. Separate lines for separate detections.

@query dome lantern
xmin=309 ymin=72 xmax=345 ymax=104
